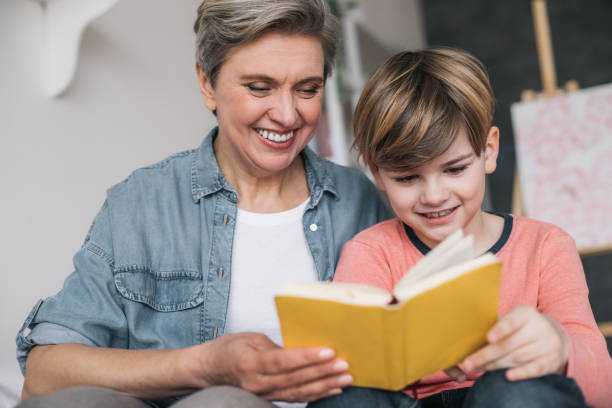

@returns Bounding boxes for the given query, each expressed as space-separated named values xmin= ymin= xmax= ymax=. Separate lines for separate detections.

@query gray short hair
xmin=194 ymin=0 xmax=339 ymax=87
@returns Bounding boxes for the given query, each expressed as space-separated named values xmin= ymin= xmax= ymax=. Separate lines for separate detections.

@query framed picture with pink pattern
xmin=511 ymin=83 xmax=612 ymax=253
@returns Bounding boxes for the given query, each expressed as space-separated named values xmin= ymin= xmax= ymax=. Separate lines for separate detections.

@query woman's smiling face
xmin=197 ymin=32 xmax=325 ymax=178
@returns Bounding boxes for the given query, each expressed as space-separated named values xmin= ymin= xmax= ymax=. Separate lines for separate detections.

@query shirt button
xmin=309 ymin=224 xmax=318 ymax=232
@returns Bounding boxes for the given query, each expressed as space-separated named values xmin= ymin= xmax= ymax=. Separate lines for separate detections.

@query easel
xmin=512 ymin=0 xmax=612 ymax=339
xmin=511 ymin=0 xmax=578 ymax=216
xmin=512 ymin=0 xmax=612 ymax=256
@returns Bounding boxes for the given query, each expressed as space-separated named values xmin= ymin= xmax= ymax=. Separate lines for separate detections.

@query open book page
xmin=397 ymin=231 xmax=474 ymax=286
xmin=277 ymin=282 xmax=392 ymax=306
xmin=393 ymin=253 xmax=499 ymax=302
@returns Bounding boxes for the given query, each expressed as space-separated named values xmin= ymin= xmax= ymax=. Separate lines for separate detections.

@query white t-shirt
xmin=225 ymin=199 xmax=317 ymax=408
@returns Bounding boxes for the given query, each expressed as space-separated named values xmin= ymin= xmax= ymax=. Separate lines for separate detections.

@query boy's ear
xmin=196 ymin=63 xmax=217 ymax=112
xmin=484 ymin=126 xmax=500 ymax=174
xmin=370 ymin=165 xmax=387 ymax=192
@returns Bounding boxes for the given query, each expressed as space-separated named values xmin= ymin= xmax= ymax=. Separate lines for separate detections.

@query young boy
xmin=309 ymin=48 xmax=612 ymax=408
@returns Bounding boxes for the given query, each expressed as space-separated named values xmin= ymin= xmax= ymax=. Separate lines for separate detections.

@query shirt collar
xmin=402 ymin=212 xmax=514 ymax=256
xmin=191 ymin=127 xmax=339 ymax=204
xmin=301 ymin=143 xmax=339 ymax=207
xmin=191 ymin=127 xmax=234 ymax=202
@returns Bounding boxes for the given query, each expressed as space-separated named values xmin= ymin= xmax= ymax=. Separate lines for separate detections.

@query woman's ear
xmin=196 ymin=63 xmax=217 ymax=112
xmin=484 ymin=126 xmax=500 ymax=174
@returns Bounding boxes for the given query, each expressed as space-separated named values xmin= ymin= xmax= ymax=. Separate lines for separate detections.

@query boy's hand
xmin=462 ymin=305 xmax=568 ymax=381
xmin=198 ymin=332 xmax=353 ymax=402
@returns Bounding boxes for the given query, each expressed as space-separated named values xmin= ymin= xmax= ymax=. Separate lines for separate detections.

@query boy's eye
xmin=394 ymin=174 xmax=419 ymax=183
xmin=446 ymin=165 xmax=468 ymax=175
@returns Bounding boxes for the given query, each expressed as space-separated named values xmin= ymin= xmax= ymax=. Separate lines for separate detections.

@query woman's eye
xmin=298 ymin=86 xmax=321 ymax=98
xmin=446 ymin=165 xmax=468 ymax=175
xmin=247 ymin=84 xmax=270 ymax=93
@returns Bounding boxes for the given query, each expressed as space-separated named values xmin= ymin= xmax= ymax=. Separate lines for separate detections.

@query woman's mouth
xmin=256 ymin=128 xmax=294 ymax=143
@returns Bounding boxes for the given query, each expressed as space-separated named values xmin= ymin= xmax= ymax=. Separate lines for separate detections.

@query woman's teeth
xmin=256 ymin=129 xmax=294 ymax=142
xmin=423 ymin=208 xmax=454 ymax=218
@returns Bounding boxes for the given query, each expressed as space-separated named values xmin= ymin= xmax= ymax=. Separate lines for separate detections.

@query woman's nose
xmin=268 ymin=91 xmax=298 ymax=127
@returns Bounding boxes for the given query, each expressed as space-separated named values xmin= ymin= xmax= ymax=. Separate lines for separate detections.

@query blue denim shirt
xmin=16 ymin=128 xmax=392 ymax=385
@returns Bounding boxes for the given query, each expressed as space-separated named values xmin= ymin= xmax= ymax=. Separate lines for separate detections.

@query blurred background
xmin=1 ymin=0 xmax=610 ymax=400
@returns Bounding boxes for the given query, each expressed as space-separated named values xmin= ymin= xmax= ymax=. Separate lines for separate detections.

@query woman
xmin=15 ymin=1 xmax=391 ymax=407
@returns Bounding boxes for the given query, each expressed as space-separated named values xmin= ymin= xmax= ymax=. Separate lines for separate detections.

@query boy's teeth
xmin=257 ymin=129 xmax=294 ymax=142
xmin=424 ymin=209 xmax=453 ymax=218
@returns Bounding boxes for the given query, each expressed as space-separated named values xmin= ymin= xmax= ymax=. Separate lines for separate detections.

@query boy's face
xmin=372 ymin=127 xmax=499 ymax=248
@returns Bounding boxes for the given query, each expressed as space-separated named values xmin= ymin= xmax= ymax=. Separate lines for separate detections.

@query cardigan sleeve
xmin=536 ymin=228 xmax=612 ymax=408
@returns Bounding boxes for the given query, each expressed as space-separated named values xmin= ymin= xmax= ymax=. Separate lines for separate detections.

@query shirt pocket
xmin=114 ymin=268 xmax=204 ymax=312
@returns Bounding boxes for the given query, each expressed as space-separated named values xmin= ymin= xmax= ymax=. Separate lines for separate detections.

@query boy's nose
xmin=420 ymin=180 xmax=450 ymax=206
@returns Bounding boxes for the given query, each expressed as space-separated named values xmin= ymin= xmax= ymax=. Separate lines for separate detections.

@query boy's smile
xmin=418 ymin=205 xmax=460 ymax=222
xmin=373 ymin=128 xmax=499 ymax=249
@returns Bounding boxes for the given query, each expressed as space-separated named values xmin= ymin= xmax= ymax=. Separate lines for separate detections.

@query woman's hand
xmin=462 ymin=305 xmax=568 ymax=381
xmin=197 ymin=332 xmax=353 ymax=402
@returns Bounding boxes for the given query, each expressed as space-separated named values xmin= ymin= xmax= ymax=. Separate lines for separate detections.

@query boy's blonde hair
xmin=353 ymin=48 xmax=495 ymax=172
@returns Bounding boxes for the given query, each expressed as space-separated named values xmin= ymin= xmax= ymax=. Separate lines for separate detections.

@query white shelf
xmin=31 ymin=0 xmax=118 ymax=97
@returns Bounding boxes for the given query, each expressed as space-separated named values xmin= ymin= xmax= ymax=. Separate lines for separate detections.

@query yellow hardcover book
xmin=275 ymin=230 xmax=501 ymax=390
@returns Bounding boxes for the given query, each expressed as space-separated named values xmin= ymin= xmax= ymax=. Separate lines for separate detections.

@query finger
xmin=505 ymin=356 xmax=555 ymax=381
xmin=478 ymin=340 xmax=543 ymax=372
xmin=486 ymin=306 xmax=532 ymax=343
xmin=261 ymin=373 xmax=353 ymax=403
xmin=444 ymin=366 xmax=467 ymax=383
xmin=255 ymin=358 xmax=350 ymax=393
xmin=258 ymin=347 xmax=336 ymax=375
xmin=464 ymin=337 xmax=530 ymax=371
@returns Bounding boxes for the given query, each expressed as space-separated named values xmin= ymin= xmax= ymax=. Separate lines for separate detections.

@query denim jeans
xmin=16 ymin=386 xmax=277 ymax=408
xmin=308 ymin=370 xmax=588 ymax=408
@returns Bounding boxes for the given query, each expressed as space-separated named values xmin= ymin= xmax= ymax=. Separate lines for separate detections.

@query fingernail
xmin=338 ymin=374 xmax=353 ymax=385
xmin=328 ymin=388 xmax=342 ymax=396
xmin=318 ymin=348 xmax=334 ymax=359
xmin=333 ymin=360 xmax=349 ymax=371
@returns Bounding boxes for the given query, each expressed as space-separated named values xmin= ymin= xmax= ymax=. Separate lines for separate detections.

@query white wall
xmin=0 ymin=0 xmax=214 ymax=364
xmin=339 ymin=0 xmax=425 ymax=53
